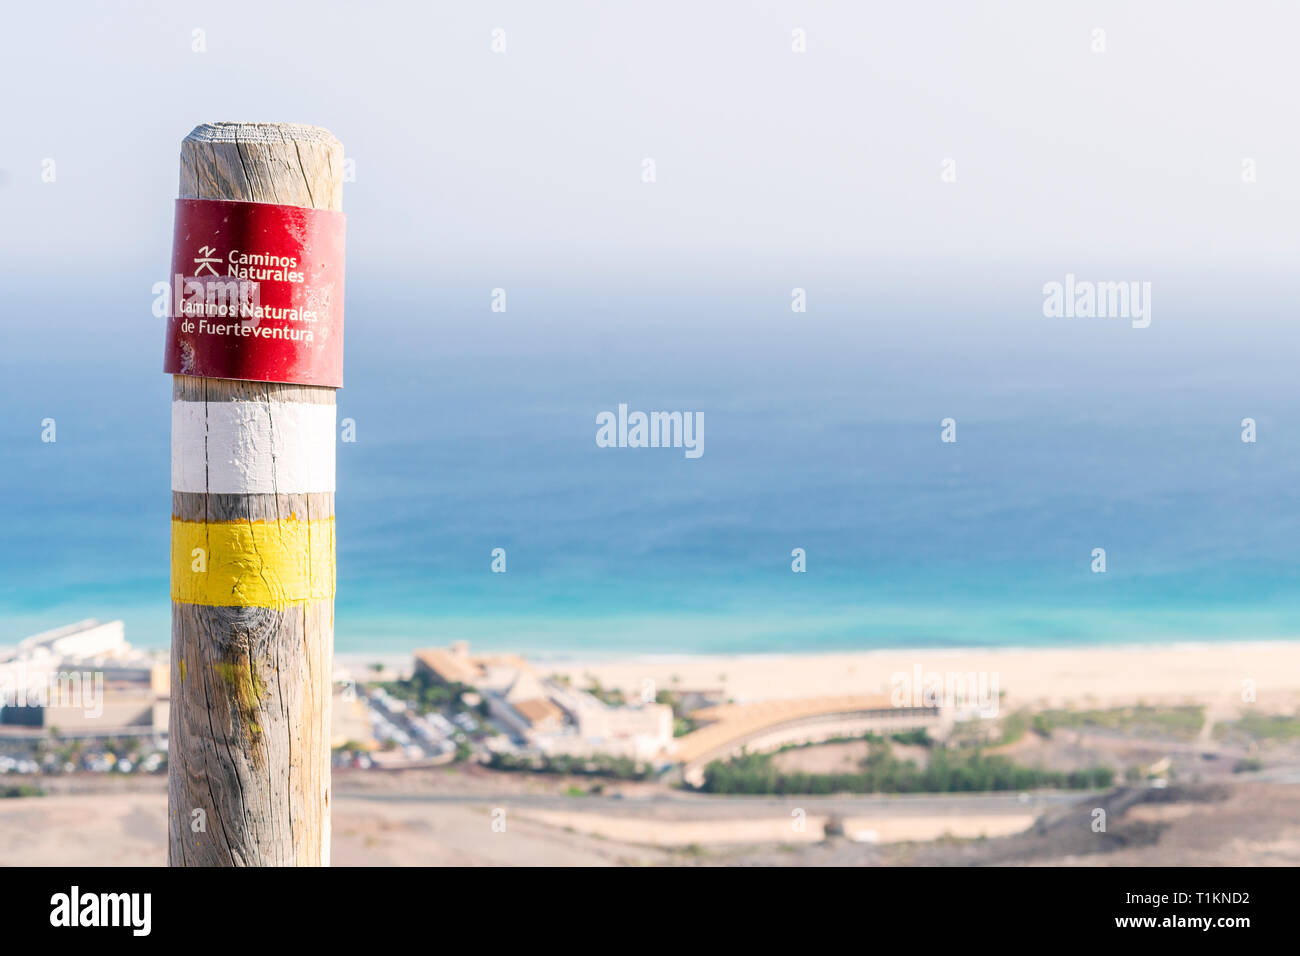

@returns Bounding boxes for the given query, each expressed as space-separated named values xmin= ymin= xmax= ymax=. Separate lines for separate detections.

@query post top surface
xmin=185 ymin=122 xmax=341 ymax=149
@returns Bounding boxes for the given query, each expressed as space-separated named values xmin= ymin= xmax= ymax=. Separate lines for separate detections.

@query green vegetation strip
xmin=489 ymin=752 xmax=655 ymax=781
xmin=1214 ymin=713 xmax=1300 ymax=743
xmin=1031 ymin=705 xmax=1205 ymax=741
xmin=701 ymin=743 xmax=1113 ymax=795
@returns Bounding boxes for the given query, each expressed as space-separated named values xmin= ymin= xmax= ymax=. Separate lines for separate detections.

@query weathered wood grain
xmin=169 ymin=122 xmax=342 ymax=867
xmin=173 ymin=375 xmax=336 ymax=406
xmin=179 ymin=122 xmax=343 ymax=212
xmin=169 ymin=600 xmax=333 ymax=866
xmin=172 ymin=491 xmax=335 ymax=524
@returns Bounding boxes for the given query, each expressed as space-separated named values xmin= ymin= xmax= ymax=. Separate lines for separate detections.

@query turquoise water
xmin=4 ymin=277 xmax=1299 ymax=654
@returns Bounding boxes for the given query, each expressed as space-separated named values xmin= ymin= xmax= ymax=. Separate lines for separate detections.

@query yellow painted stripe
xmin=171 ymin=517 xmax=335 ymax=609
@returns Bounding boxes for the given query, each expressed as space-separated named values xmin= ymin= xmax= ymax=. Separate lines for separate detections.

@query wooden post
xmin=168 ymin=122 xmax=343 ymax=866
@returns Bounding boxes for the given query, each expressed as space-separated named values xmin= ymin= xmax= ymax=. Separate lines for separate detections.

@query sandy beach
xmin=527 ymin=642 xmax=1300 ymax=713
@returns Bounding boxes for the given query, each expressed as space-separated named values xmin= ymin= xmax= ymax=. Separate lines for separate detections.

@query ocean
xmin=4 ymin=271 xmax=1299 ymax=655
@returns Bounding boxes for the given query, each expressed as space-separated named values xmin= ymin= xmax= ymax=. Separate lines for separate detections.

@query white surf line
xmin=172 ymin=400 xmax=336 ymax=494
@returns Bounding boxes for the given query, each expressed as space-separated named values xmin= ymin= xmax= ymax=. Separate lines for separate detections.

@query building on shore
xmin=408 ymin=645 xmax=949 ymax=778
xmin=412 ymin=643 xmax=673 ymax=758
xmin=538 ymin=679 xmax=673 ymax=761
xmin=484 ymin=669 xmax=565 ymax=737
xmin=413 ymin=643 xmax=482 ymax=686
xmin=0 ymin=620 xmax=168 ymax=737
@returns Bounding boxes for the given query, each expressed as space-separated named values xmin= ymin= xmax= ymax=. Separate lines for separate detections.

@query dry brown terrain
xmin=2 ymin=772 xmax=1297 ymax=866
xmin=772 ymin=740 xmax=930 ymax=774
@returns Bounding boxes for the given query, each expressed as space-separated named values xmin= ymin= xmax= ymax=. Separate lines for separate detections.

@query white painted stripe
xmin=172 ymin=401 xmax=336 ymax=494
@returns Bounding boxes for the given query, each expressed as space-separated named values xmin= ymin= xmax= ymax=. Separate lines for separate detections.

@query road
xmin=331 ymin=784 xmax=1085 ymax=818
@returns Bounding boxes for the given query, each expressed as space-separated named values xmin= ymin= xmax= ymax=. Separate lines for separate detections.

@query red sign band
xmin=163 ymin=198 xmax=346 ymax=387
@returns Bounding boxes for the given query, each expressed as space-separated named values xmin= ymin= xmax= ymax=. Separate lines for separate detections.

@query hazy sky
xmin=3 ymin=0 xmax=1298 ymax=290
xmin=3 ymin=2 xmax=1300 ymax=650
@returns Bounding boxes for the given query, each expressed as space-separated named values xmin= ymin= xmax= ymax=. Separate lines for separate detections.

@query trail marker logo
xmin=163 ymin=198 xmax=346 ymax=387
xmin=193 ymin=245 xmax=221 ymax=276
